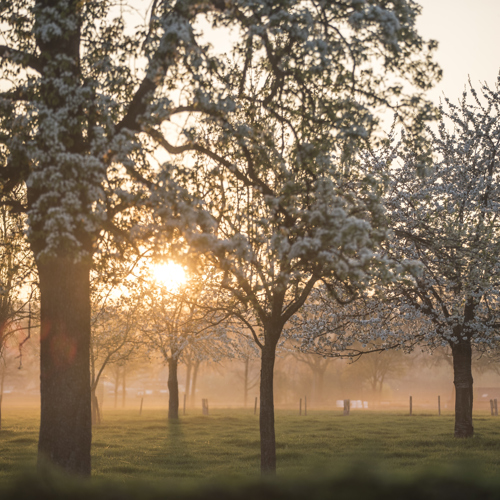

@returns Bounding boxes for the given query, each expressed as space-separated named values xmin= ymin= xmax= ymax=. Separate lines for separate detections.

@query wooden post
xmin=254 ymin=396 xmax=258 ymax=415
xmin=490 ymin=399 xmax=495 ymax=416
xmin=438 ymin=395 xmax=441 ymax=416
xmin=202 ymin=398 xmax=209 ymax=416
xmin=139 ymin=397 xmax=143 ymax=416
xmin=409 ymin=396 xmax=412 ymax=416
xmin=299 ymin=398 xmax=302 ymax=416
xmin=183 ymin=393 xmax=186 ymax=416
xmin=305 ymin=395 xmax=307 ymax=416
xmin=343 ymin=399 xmax=350 ymax=416
xmin=495 ymin=399 xmax=498 ymax=416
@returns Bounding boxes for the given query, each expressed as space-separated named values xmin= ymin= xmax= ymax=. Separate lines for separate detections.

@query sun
xmin=152 ymin=261 xmax=187 ymax=291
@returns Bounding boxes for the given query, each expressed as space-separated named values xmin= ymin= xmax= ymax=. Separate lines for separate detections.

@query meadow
xmin=2 ymin=406 xmax=500 ymax=486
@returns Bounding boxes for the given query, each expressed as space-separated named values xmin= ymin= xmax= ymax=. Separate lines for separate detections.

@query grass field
xmin=2 ymin=407 xmax=500 ymax=485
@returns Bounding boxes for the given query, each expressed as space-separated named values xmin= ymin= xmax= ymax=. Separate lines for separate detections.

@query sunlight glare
xmin=153 ymin=261 xmax=187 ymax=291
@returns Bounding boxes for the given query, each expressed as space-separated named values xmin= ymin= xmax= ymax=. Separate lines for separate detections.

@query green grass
xmin=2 ymin=407 xmax=500 ymax=484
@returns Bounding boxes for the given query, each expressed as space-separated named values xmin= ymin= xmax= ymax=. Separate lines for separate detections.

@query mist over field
xmin=3 ymin=0 xmax=500 ymax=498
xmin=3 ymin=338 xmax=500 ymax=415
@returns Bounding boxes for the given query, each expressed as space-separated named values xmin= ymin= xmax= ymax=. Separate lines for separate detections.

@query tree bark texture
xmin=451 ymin=340 xmax=474 ymax=438
xmin=37 ymin=258 xmax=92 ymax=475
xmin=259 ymin=342 xmax=277 ymax=475
xmin=168 ymin=358 xmax=179 ymax=420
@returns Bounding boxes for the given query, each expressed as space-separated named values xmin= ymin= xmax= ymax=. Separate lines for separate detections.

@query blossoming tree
xmin=292 ymin=80 xmax=500 ymax=438
xmin=0 ymin=0 xmax=439 ymax=475
xmin=0 ymin=0 xmax=234 ymax=474
xmin=149 ymin=2 xmax=441 ymax=474
xmin=137 ymin=271 xmax=234 ymax=420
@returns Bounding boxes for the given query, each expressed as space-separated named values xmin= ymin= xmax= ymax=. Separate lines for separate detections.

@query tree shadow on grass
xmin=146 ymin=419 xmax=203 ymax=477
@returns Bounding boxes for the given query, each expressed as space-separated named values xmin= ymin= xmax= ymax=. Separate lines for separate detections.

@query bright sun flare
xmin=152 ymin=261 xmax=187 ymax=291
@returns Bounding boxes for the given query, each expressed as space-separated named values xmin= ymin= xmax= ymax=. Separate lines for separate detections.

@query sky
xmin=416 ymin=0 xmax=500 ymax=104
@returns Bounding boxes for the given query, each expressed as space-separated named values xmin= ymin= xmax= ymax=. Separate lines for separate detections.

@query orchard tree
xmin=90 ymin=295 xmax=140 ymax=425
xmin=0 ymin=0 xmax=439 ymax=475
xmin=183 ymin=348 xmax=203 ymax=407
xmin=381 ymin=82 xmax=500 ymax=437
xmin=0 ymin=187 xmax=37 ymax=349
xmin=0 ymin=0 xmax=241 ymax=474
xmin=149 ymin=2 xmax=441 ymax=475
xmin=345 ymin=343 xmax=408 ymax=399
xmin=138 ymin=269 xmax=233 ymax=420
xmin=233 ymin=338 xmax=260 ymax=408
xmin=0 ymin=187 xmax=38 ymax=425
xmin=89 ymin=245 xmax=149 ymax=424
xmin=0 ymin=0 xmax=210 ymax=474
xmin=295 ymin=80 xmax=500 ymax=438
xmin=291 ymin=351 xmax=333 ymax=405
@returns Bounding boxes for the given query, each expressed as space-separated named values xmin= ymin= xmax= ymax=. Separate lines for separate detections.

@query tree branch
xmin=0 ymin=46 xmax=44 ymax=73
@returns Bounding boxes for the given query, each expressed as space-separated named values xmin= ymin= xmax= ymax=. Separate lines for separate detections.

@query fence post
xmin=490 ymin=399 xmax=495 ymax=416
xmin=305 ymin=395 xmax=307 ymax=416
xmin=299 ymin=398 xmax=302 ymax=416
xmin=495 ymin=399 xmax=498 ymax=416
xmin=139 ymin=397 xmax=143 ymax=416
xmin=343 ymin=399 xmax=350 ymax=416
xmin=183 ymin=393 xmax=186 ymax=416
xmin=202 ymin=398 xmax=209 ymax=416
xmin=254 ymin=396 xmax=258 ymax=415
xmin=409 ymin=396 xmax=412 ymax=416
xmin=438 ymin=395 xmax=441 ymax=416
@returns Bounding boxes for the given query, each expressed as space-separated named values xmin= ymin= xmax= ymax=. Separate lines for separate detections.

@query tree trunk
xmin=168 ymin=358 xmax=179 ymax=419
xmin=185 ymin=361 xmax=192 ymax=405
xmin=244 ymin=357 xmax=249 ymax=407
xmin=37 ymin=257 xmax=92 ymax=476
xmin=451 ymin=340 xmax=474 ymax=438
xmin=121 ymin=366 xmax=126 ymax=409
xmin=114 ymin=367 xmax=119 ymax=409
xmin=316 ymin=369 xmax=325 ymax=405
xmin=190 ymin=361 xmax=200 ymax=406
xmin=379 ymin=373 xmax=386 ymax=395
xmin=91 ymin=387 xmax=101 ymax=426
xmin=259 ymin=341 xmax=278 ymax=475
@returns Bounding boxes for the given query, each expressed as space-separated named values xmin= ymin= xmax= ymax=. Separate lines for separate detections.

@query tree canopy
xmin=0 ymin=0 xmax=440 ymax=475
xmin=292 ymin=79 xmax=500 ymax=439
